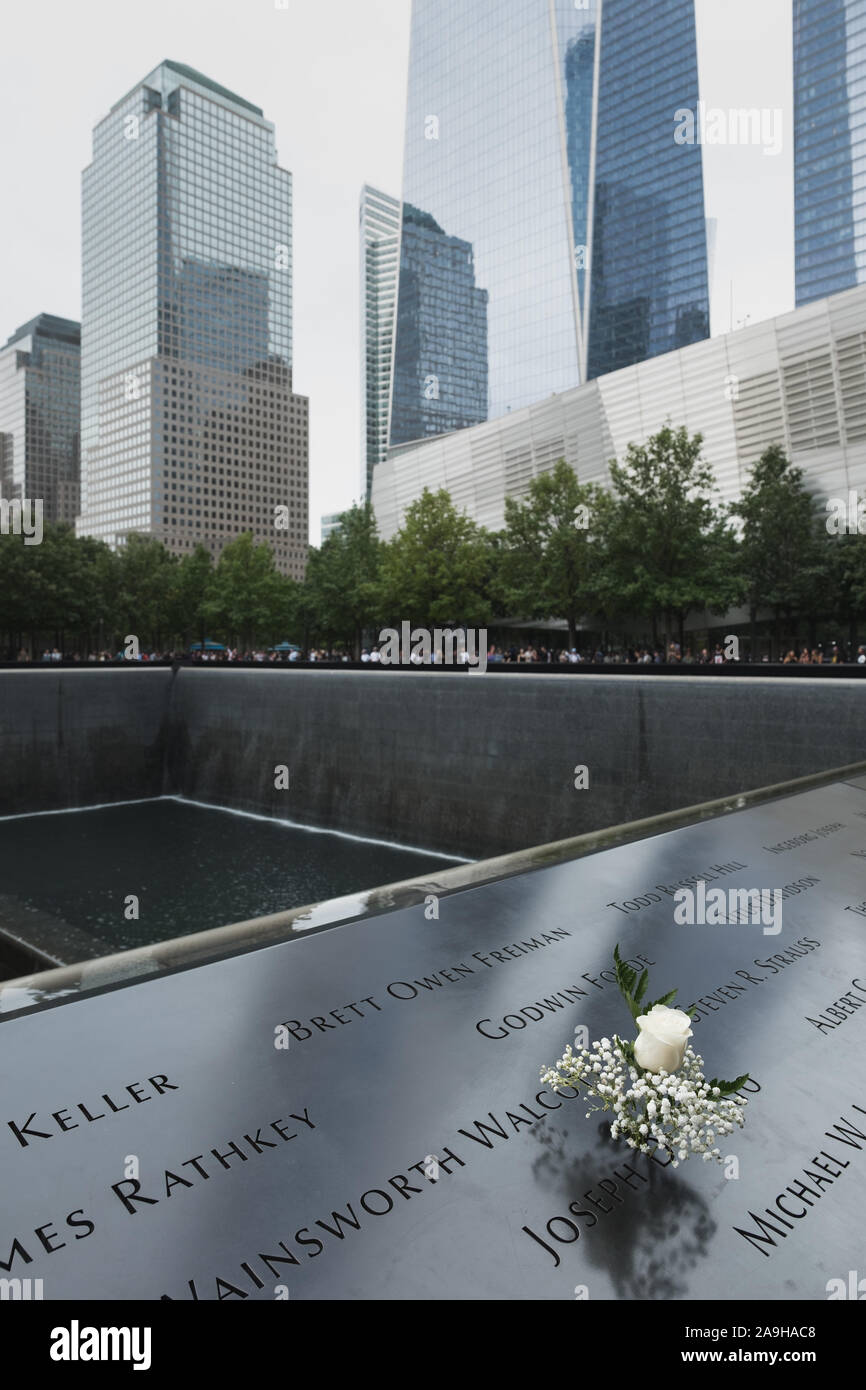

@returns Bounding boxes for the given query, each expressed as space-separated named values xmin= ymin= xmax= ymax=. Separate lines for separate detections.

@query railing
xmin=0 ymin=660 xmax=865 ymax=677
xmin=3 ymin=757 xmax=866 ymax=1018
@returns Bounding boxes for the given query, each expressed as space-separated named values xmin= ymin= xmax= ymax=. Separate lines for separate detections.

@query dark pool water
xmin=0 ymin=798 xmax=459 ymax=956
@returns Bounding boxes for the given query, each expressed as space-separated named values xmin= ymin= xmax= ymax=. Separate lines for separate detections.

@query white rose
xmin=633 ymin=1004 xmax=692 ymax=1074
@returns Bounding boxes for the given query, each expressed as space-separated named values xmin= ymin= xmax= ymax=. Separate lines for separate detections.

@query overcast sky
xmin=1 ymin=0 xmax=792 ymax=541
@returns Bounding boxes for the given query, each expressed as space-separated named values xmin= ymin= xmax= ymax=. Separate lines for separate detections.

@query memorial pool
xmin=2 ymin=769 xmax=865 ymax=1300
xmin=0 ymin=798 xmax=461 ymax=965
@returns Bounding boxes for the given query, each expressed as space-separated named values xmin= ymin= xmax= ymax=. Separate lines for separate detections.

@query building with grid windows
xmin=387 ymin=0 xmax=710 ymax=452
xmin=78 ymin=60 xmax=308 ymax=577
xmin=320 ymin=511 xmax=343 ymax=543
xmin=794 ymin=0 xmax=866 ymax=307
xmin=0 ymin=315 xmax=80 ymax=526
xmin=359 ymin=186 xmax=400 ymax=499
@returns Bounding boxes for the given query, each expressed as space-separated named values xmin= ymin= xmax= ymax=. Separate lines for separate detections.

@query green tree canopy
xmin=379 ymin=488 xmax=493 ymax=628
xmin=497 ymin=458 xmax=604 ymax=648
xmin=302 ymin=503 xmax=382 ymax=656
xmin=0 ymin=525 xmax=120 ymax=653
xmin=599 ymin=424 xmax=740 ymax=648
xmin=202 ymin=532 xmax=287 ymax=649
xmin=826 ymin=531 xmax=866 ymax=652
xmin=116 ymin=533 xmax=178 ymax=650
xmin=169 ymin=544 xmax=214 ymax=649
xmin=730 ymin=445 xmax=821 ymax=658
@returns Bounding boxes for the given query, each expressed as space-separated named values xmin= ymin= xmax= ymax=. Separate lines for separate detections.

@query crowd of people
xmin=362 ymin=640 xmax=866 ymax=665
xmin=22 ymin=647 xmax=311 ymax=664
xmin=492 ymin=641 xmax=866 ymax=665
xmin=14 ymin=639 xmax=866 ymax=665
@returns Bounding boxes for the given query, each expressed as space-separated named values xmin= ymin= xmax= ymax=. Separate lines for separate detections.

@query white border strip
xmin=0 ymin=792 xmax=469 ymax=862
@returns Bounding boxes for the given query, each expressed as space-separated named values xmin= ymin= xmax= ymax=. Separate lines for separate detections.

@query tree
xmin=600 ymin=425 xmax=740 ymax=650
xmin=378 ymin=488 xmax=493 ymax=627
xmin=827 ymin=531 xmax=866 ymax=653
xmin=202 ymin=532 xmax=285 ymax=649
xmin=170 ymin=544 xmax=214 ymax=650
xmin=730 ymin=446 xmax=820 ymax=659
xmin=63 ymin=532 xmax=120 ymax=655
xmin=116 ymin=533 xmax=177 ymax=650
xmin=0 ymin=530 xmax=31 ymax=656
xmin=302 ymin=503 xmax=382 ymax=657
xmin=497 ymin=459 xmax=604 ymax=648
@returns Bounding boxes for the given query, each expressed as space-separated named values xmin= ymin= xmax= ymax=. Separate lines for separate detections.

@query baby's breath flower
xmin=539 ymin=1034 xmax=746 ymax=1167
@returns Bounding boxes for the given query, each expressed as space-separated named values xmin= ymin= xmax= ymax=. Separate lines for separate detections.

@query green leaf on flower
xmin=645 ymin=989 xmax=678 ymax=1010
xmin=706 ymin=1074 xmax=750 ymax=1096
xmin=613 ymin=945 xmax=640 ymax=1022
xmin=614 ymin=946 xmax=682 ymax=1026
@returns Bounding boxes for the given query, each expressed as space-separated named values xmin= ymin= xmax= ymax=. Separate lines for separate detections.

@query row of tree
xmin=2 ymin=427 xmax=865 ymax=658
xmin=0 ymin=527 xmax=287 ymax=657
xmin=307 ymin=431 xmax=866 ymax=657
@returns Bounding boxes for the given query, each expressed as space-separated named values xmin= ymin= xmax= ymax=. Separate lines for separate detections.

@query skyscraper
xmin=587 ymin=0 xmax=710 ymax=378
xmin=390 ymin=204 xmax=488 ymax=447
xmin=794 ymin=0 xmax=866 ymax=306
xmin=0 ymin=315 xmax=80 ymax=525
xmin=388 ymin=0 xmax=709 ymax=450
xmin=359 ymin=186 xmax=400 ymax=499
xmin=78 ymin=61 xmax=308 ymax=577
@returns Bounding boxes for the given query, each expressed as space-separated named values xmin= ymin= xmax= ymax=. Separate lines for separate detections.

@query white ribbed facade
xmin=372 ymin=283 xmax=866 ymax=537
xmin=360 ymin=185 xmax=400 ymax=501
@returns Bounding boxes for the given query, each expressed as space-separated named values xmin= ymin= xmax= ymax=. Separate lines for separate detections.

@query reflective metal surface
xmin=794 ymin=0 xmax=864 ymax=306
xmin=2 ymin=777 xmax=865 ymax=1299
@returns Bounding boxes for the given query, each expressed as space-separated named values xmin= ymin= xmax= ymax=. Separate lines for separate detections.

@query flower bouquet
xmin=540 ymin=947 xmax=749 ymax=1167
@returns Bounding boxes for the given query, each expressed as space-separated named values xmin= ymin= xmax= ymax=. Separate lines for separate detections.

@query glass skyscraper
xmin=794 ymin=0 xmax=866 ymax=306
xmin=359 ymin=186 xmax=400 ymax=496
xmin=79 ymin=61 xmax=308 ymax=577
xmin=390 ymin=204 xmax=488 ymax=447
xmin=389 ymin=0 xmax=710 ymax=450
xmin=588 ymin=0 xmax=710 ymax=378
xmin=0 ymin=315 xmax=80 ymax=525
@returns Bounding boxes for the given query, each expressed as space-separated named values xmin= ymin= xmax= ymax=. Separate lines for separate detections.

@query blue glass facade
xmin=390 ymin=205 xmax=488 ymax=446
xmin=389 ymin=0 xmax=709 ymax=450
xmin=588 ymin=0 xmax=709 ymax=378
xmin=794 ymin=0 xmax=866 ymax=306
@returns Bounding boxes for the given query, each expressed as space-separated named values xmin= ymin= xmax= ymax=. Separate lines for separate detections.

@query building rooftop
xmin=3 ymin=314 xmax=81 ymax=350
xmin=111 ymin=60 xmax=264 ymax=118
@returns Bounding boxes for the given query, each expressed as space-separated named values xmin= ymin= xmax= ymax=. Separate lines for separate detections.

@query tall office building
xmin=359 ymin=186 xmax=400 ymax=498
xmin=0 ymin=315 xmax=80 ymax=525
xmin=587 ymin=0 xmax=709 ymax=378
xmin=390 ymin=205 xmax=488 ymax=447
xmin=794 ymin=0 xmax=866 ymax=306
xmin=78 ymin=61 xmax=308 ymax=577
xmin=389 ymin=0 xmax=709 ymax=450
